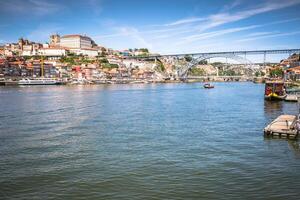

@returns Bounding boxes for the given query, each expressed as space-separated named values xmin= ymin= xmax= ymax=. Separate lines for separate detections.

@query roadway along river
xmin=0 ymin=82 xmax=299 ymax=199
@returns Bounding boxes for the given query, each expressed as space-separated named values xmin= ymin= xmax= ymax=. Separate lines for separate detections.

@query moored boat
xmin=285 ymin=94 xmax=299 ymax=102
xmin=264 ymin=80 xmax=286 ymax=100
xmin=18 ymin=78 xmax=61 ymax=85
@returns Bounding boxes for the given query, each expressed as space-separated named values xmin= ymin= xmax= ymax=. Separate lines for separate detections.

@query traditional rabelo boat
xmin=264 ymin=80 xmax=286 ymax=100
xmin=203 ymin=83 xmax=214 ymax=89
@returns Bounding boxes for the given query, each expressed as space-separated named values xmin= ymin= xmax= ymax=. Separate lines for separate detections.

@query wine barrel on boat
xmin=264 ymin=80 xmax=286 ymax=100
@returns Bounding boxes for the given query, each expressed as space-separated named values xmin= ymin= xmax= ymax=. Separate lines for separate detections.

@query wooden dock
xmin=264 ymin=115 xmax=299 ymax=139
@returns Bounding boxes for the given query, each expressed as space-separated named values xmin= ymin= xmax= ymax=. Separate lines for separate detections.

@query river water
xmin=0 ymin=83 xmax=299 ymax=199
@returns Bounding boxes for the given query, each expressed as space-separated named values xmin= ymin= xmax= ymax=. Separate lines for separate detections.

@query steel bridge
xmin=128 ymin=48 xmax=300 ymax=78
xmin=131 ymin=49 xmax=300 ymax=58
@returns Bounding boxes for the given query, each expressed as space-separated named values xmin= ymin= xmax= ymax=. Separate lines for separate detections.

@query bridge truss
xmin=128 ymin=49 xmax=300 ymax=78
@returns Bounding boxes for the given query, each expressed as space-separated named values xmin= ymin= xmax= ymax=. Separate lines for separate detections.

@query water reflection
xmin=264 ymin=100 xmax=298 ymax=116
xmin=264 ymin=100 xmax=283 ymax=118
xmin=288 ymin=140 xmax=300 ymax=157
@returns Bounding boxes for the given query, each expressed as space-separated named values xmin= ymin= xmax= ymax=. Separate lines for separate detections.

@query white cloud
xmin=165 ymin=17 xmax=206 ymax=26
xmin=134 ymin=0 xmax=300 ymax=51
xmin=93 ymin=27 xmax=182 ymax=39
xmin=28 ymin=0 xmax=62 ymax=15
xmin=237 ymin=31 xmax=300 ymax=42
xmin=0 ymin=0 xmax=63 ymax=16
xmin=118 ymin=27 xmax=153 ymax=49
xmin=176 ymin=25 xmax=260 ymax=46
xmin=162 ymin=0 xmax=300 ymax=33
xmin=96 ymin=26 xmax=153 ymax=49
xmin=194 ymin=0 xmax=300 ymax=32
xmin=222 ymin=0 xmax=243 ymax=11
xmin=27 ymin=24 xmax=62 ymax=43
xmin=95 ymin=0 xmax=300 ymax=54
xmin=246 ymin=31 xmax=278 ymax=37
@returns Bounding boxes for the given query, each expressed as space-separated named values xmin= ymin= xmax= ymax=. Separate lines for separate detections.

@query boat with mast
xmin=18 ymin=56 xmax=61 ymax=85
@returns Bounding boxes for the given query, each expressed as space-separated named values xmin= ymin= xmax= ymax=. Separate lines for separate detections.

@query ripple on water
xmin=0 ymin=83 xmax=300 ymax=199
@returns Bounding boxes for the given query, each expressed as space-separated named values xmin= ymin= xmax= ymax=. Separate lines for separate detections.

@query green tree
xmin=223 ymin=69 xmax=236 ymax=76
xmin=270 ymin=68 xmax=283 ymax=78
xmin=23 ymin=56 xmax=33 ymax=60
xmin=139 ymin=48 xmax=149 ymax=53
xmin=198 ymin=60 xmax=208 ymax=65
xmin=188 ymin=68 xmax=205 ymax=76
xmin=154 ymin=60 xmax=165 ymax=72
xmin=67 ymin=52 xmax=76 ymax=57
xmin=184 ymin=55 xmax=193 ymax=62
xmin=101 ymin=63 xmax=119 ymax=69
xmin=100 ymin=58 xmax=109 ymax=63
xmin=59 ymin=55 xmax=76 ymax=65
xmin=211 ymin=62 xmax=222 ymax=66
xmin=109 ymin=63 xmax=119 ymax=68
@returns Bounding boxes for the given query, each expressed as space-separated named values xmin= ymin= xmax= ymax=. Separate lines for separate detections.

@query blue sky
xmin=0 ymin=0 xmax=300 ymax=58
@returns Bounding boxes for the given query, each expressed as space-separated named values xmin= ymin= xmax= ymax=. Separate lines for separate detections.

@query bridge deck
xmin=128 ymin=48 xmax=300 ymax=59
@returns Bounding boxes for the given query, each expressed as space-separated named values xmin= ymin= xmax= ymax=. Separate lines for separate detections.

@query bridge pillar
xmin=263 ymin=52 xmax=266 ymax=68
xmin=244 ymin=53 xmax=247 ymax=68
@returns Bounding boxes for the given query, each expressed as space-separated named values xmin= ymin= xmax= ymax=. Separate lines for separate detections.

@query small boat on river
xmin=203 ymin=83 xmax=214 ymax=89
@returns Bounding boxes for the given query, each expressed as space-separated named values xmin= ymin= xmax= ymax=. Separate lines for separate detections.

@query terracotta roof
xmin=9 ymin=61 xmax=23 ymax=65
xmin=287 ymin=66 xmax=300 ymax=72
xmin=109 ymin=68 xmax=118 ymax=74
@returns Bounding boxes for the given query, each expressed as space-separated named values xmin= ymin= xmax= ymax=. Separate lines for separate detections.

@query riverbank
xmin=0 ymin=76 xmax=255 ymax=86
xmin=2 ymin=76 xmax=299 ymax=86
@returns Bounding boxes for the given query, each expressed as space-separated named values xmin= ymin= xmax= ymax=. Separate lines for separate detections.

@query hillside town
xmin=0 ymin=34 xmax=299 ymax=85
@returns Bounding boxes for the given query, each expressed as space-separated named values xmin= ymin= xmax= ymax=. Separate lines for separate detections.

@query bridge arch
xmin=177 ymin=54 xmax=253 ymax=78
